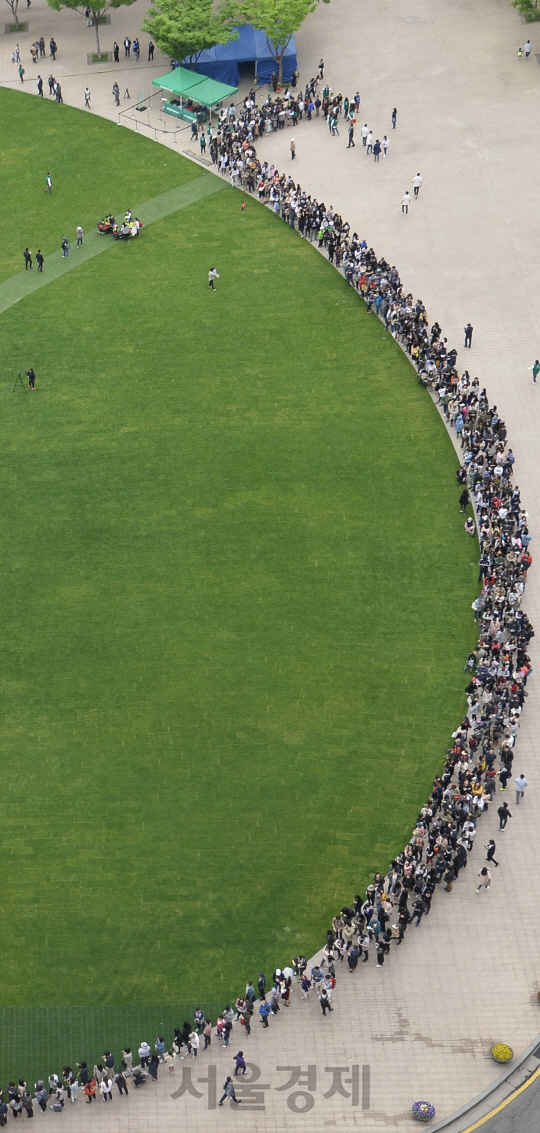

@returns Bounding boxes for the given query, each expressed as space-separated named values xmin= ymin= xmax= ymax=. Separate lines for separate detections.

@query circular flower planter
xmin=491 ymin=1044 xmax=513 ymax=1063
xmin=412 ymin=1101 xmax=436 ymax=1122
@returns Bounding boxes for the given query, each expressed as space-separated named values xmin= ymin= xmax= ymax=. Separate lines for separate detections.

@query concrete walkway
xmin=2 ymin=0 xmax=540 ymax=1128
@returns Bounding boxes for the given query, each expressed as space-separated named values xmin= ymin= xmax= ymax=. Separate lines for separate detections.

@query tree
xmin=5 ymin=0 xmax=21 ymax=30
xmin=511 ymin=0 xmax=539 ymax=19
xmin=240 ymin=0 xmax=329 ymax=82
xmin=47 ymin=0 xmax=138 ymax=56
xmin=142 ymin=0 xmax=238 ymax=67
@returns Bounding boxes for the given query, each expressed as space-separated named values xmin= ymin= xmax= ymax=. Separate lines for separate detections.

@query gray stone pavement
xmin=2 ymin=0 xmax=540 ymax=1128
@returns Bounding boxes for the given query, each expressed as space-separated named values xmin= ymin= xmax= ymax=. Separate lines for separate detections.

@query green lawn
xmin=0 ymin=88 xmax=477 ymax=1081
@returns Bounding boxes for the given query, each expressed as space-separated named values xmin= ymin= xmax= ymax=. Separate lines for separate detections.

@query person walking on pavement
xmin=361 ymin=123 xmax=368 ymax=145
xmin=517 ymin=45 xmax=523 ymax=59
xmin=498 ymin=801 xmax=512 ymax=829
xmin=485 ymin=839 xmax=499 ymax=867
xmin=413 ymin=172 xmax=423 ymax=197
xmin=476 ymin=867 xmax=491 ymax=893
xmin=50 ymin=38 xmax=57 ymax=59
xmin=366 ymin=130 xmax=373 ymax=154
xmin=218 ymin=1077 xmax=241 ymax=1106
xmin=76 ymin=225 xmax=83 ymax=247
xmin=373 ymin=138 xmax=381 ymax=161
xmin=464 ymin=322 xmax=473 ymax=347
xmin=148 ymin=40 xmax=154 ymax=60
xmin=61 ymin=236 xmax=70 ymax=258
xmin=18 ymin=64 xmax=25 ymax=82
xmin=37 ymin=74 xmax=43 ymax=95
xmin=36 ymin=249 xmax=44 ymax=272
xmin=112 ymin=82 xmax=120 ymax=105
xmin=524 ymin=38 xmax=531 ymax=56
xmin=402 ymin=191 xmax=410 ymax=214
xmin=318 ymin=985 xmax=333 ymax=1015
xmin=84 ymin=86 xmax=91 ymax=108
xmin=382 ymin=134 xmax=389 ymax=156
xmin=290 ymin=137 xmax=296 ymax=160
xmin=113 ymin=41 xmax=119 ymax=62
xmin=23 ymin=248 xmax=32 ymax=270
xmin=391 ymin=106 xmax=397 ymax=128
xmin=527 ymin=359 xmax=539 ymax=383
xmin=347 ymin=123 xmax=355 ymax=147
xmin=515 ymin=773 xmax=528 ymax=804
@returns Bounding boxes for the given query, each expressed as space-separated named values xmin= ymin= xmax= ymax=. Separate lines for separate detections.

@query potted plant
xmin=491 ymin=1044 xmax=513 ymax=1063
xmin=412 ymin=1101 xmax=436 ymax=1122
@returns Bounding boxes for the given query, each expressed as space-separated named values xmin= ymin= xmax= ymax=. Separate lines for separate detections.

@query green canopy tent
xmin=152 ymin=68 xmax=237 ymax=123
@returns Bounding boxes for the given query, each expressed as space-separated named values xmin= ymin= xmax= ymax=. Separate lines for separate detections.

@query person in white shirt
xmin=401 ymin=191 xmax=411 ymax=214
xmin=361 ymin=123 xmax=368 ymax=145
xmin=413 ymin=173 xmax=423 ymax=197
xmin=515 ymin=774 xmax=528 ymax=804
xmin=138 ymin=1041 xmax=151 ymax=1067
xmin=366 ymin=131 xmax=373 ymax=154
xmin=382 ymin=135 xmax=389 ymax=156
xmin=188 ymin=1032 xmax=200 ymax=1058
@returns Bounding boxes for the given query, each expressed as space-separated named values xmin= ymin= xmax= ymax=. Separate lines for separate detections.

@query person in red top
xmin=84 ymin=1080 xmax=96 ymax=1105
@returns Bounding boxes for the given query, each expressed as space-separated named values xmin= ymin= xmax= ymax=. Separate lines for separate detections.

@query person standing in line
xmin=347 ymin=122 xmax=355 ymax=147
xmin=373 ymin=138 xmax=381 ymax=161
xmin=527 ymin=359 xmax=539 ymax=383
xmin=188 ymin=1031 xmax=200 ymax=1058
xmin=112 ymin=82 xmax=120 ymax=105
xmin=84 ymin=86 xmax=91 ymax=108
xmin=36 ymin=249 xmax=44 ymax=272
xmin=391 ymin=106 xmax=397 ymax=128
xmin=218 ymin=1077 xmax=242 ymax=1106
xmin=61 ymin=236 xmax=70 ymax=258
xmin=18 ymin=64 xmax=25 ymax=82
xmin=37 ymin=74 xmax=43 ymax=95
xmin=382 ymin=134 xmax=389 ymax=156
xmin=464 ymin=322 xmax=473 ymax=347
xmin=113 ymin=41 xmax=119 ymax=62
xmin=498 ymin=801 xmax=512 ymax=829
xmin=401 ymin=190 xmax=410 ymax=214
xmin=203 ymin=1020 xmax=212 ymax=1049
xmin=76 ymin=225 xmax=83 ymax=247
xmin=208 ymin=266 xmax=219 ymax=291
xmin=24 ymin=247 xmax=32 ymax=270
xmin=114 ymin=1072 xmax=128 ymax=1096
xmin=148 ymin=40 xmax=154 ymax=60
xmin=366 ymin=130 xmax=373 ymax=154
xmin=290 ymin=137 xmax=296 ymax=160
xmin=413 ymin=172 xmax=423 ymax=197
xmin=459 ymin=488 xmax=469 ymax=514
xmin=476 ymin=866 xmax=491 ymax=892
xmin=258 ymin=999 xmax=270 ymax=1027
xmin=524 ymin=38 xmax=531 ymax=55
xmin=361 ymin=123 xmax=368 ymax=145
xmin=485 ymin=839 xmax=499 ymax=867
xmin=515 ymin=773 xmax=528 ymax=804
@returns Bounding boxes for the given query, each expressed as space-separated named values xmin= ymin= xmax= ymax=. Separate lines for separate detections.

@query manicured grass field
xmin=0 ymin=88 xmax=477 ymax=1079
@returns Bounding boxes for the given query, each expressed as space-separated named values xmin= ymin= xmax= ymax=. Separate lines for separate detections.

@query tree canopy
xmin=240 ymin=0 xmax=330 ymax=79
xmin=47 ymin=0 xmax=138 ymax=54
xmin=142 ymin=0 xmax=238 ymax=66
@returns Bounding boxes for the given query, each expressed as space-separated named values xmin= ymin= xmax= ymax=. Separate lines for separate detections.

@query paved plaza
xmin=2 ymin=0 xmax=540 ymax=1128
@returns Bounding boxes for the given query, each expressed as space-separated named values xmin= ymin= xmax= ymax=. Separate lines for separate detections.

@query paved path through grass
xmin=0 ymin=174 xmax=224 ymax=315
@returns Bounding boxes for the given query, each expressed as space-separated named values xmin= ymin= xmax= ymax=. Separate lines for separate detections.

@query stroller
xmin=98 ymin=215 xmax=116 ymax=234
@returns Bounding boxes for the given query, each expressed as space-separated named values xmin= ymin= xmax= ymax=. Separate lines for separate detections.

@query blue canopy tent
xmin=184 ymin=24 xmax=297 ymax=86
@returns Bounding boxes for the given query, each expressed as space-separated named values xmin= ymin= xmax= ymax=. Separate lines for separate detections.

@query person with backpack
xmin=318 ymin=985 xmax=333 ymax=1015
